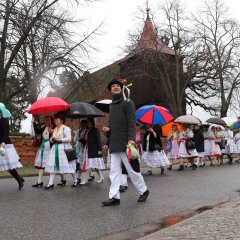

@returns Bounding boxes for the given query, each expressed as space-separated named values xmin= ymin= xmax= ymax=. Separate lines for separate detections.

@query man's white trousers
xmin=109 ymin=152 xmax=147 ymax=199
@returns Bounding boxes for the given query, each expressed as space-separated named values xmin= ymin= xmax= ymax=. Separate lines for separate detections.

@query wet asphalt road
xmin=1 ymin=161 xmax=240 ymax=240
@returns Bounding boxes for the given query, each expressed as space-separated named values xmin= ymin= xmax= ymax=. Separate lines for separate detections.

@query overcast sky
xmin=76 ymin=0 xmax=240 ymax=69
xmin=21 ymin=0 xmax=240 ymax=133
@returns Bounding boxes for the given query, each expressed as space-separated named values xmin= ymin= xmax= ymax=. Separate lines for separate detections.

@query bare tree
xmin=14 ymin=4 xmax=101 ymax=103
xmin=0 ymin=0 xmax=100 ymax=132
xmin=0 ymin=0 xmax=59 ymax=103
xmin=192 ymin=0 xmax=240 ymax=117
xmin=124 ymin=0 xmax=199 ymax=116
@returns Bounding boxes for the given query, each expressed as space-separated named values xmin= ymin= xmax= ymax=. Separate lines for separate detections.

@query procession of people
xmin=1 ymin=79 xmax=240 ymax=208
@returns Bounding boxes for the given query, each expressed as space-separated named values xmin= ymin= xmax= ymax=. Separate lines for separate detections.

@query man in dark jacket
xmin=101 ymin=79 xmax=149 ymax=206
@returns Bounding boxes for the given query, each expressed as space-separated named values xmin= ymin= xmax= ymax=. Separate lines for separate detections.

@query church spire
xmin=146 ymin=0 xmax=150 ymax=20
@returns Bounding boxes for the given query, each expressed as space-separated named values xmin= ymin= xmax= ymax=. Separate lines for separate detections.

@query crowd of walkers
xmin=166 ymin=123 xmax=239 ymax=171
xmin=1 ymin=108 xmax=240 ymax=192
xmin=30 ymin=115 xmax=240 ymax=191
xmin=1 ymin=78 xmax=240 ymax=207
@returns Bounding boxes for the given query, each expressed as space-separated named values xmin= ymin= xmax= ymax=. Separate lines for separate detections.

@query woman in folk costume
xmin=193 ymin=124 xmax=205 ymax=167
xmin=32 ymin=115 xmax=55 ymax=187
xmin=222 ymin=125 xmax=236 ymax=164
xmin=167 ymin=124 xmax=179 ymax=170
xmin=177 ymin=124 xmax=198 ymax=171
xmin=142 ymin=124 xmax=169 ymax=175
xmin=202 ymin=125 xmax=215 ymax=167
xmin=0 ymin=110 xmax=24 ymax=190
xmin=234 ymin=128 xmax=240 ymax=162
xmin=80 ymin=118 xmax=105 ymax=185
xmin=73 ymin=119 xmax=88 ymax=185
xmin=212 ymin=126 xmax=223 ymax=166
xmin=44 ymin=113 xmax=77 ymax=189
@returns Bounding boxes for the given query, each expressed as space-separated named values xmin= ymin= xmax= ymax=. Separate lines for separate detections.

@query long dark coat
xmin=142 ymin=130 xmax=162 ymax=152
xmin=0 ymin=117 xmax=11 ymax=144
xmin=193 ymin=129 xmax=204 ymax=152
xmin=108 ymin=93 xmax=136 ymax=153
xmin=87 ymin=127 xmax=102 ymax=158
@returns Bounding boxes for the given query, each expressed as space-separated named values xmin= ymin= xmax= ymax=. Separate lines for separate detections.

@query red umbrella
xmin=28 ymin=97 xmax=70 ymax=114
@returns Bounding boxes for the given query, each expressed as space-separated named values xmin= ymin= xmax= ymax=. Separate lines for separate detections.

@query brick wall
xmin=10 ymin=136 xmax=37 ymax=164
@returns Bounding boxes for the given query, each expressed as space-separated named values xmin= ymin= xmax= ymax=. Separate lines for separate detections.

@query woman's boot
xmin=8 ymin=169 xmax=24 ymax=190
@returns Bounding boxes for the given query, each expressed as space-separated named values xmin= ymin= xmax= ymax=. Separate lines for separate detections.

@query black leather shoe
xmin=119 ymin=185 xmax=127 ymax=193
xmin=44 ymin=184 xmax=54 ymax=190
xmin=71 ymin=182 xmax=78 ymax=188
xmin=77 ymin=178 xmax=81 ymax=185
xmin=32 ymin=182 xmax=43 ymax=188
xmin=177 ymin=165 xmax=184 ymax=171
xmin=192 ymin=164 xmax=197 ymax=170
xmin=138 ymin=189 xmax=150 ymax=202
xmin=57 ymin=180 xmax=66 ymax=186
xmin=147 ymin=170 xmax=152 ymax=175
xmin=167 ymin=165 xmax=172 ymax=170
xmin=88 ymin=175 xmax=95 ymax=181
xmin=101 ymin=198 xmax=120 ymax=206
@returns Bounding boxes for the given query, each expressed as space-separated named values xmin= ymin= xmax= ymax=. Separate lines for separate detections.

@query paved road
xmin=1 ymin=162 xmax=240 ymax=240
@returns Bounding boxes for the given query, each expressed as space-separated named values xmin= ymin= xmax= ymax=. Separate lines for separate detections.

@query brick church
xmin=51 ymin=8 xmax=186 ymax=131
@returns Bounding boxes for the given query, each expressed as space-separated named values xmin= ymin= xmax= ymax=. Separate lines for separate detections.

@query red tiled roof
xmin=130 ymin=17 xmax=175 ymax=56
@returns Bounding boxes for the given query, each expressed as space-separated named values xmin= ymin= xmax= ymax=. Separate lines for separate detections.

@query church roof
xmin=127 ymin=12 xmax=175 ymax=57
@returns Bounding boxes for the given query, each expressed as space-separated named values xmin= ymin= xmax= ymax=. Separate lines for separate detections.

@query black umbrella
xmin=66 ymin=102 xmax=104 ymax=119
xmin=206 ymin=117 xmax=226 ymax=126
xmin=95 ymin=99 xmax=112 ymax=113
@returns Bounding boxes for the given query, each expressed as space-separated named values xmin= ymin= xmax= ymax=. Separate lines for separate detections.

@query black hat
xmin=107 ymin=79 xmax=123 ymax=91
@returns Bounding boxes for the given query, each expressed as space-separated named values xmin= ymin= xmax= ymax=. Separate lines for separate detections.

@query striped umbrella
xmin=136 ymin=105 xmax=173 ymax=125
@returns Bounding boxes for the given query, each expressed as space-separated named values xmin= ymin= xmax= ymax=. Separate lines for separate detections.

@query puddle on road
xmin=99 ymin=203 xmax=224 ymax=240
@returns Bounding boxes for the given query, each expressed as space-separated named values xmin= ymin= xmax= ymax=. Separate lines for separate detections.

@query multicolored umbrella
xmin=222 ymin=117 xmax=237 ymax=125
xmin=229 ymin=120 xmax=240 ymax=130
xmin=28 ymin=97 xmax=70 ymax=114
xmin=136 ymin=105 xmax=173 ymax=125
xmin=0 ymin=103 xmax=12 ymax=118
